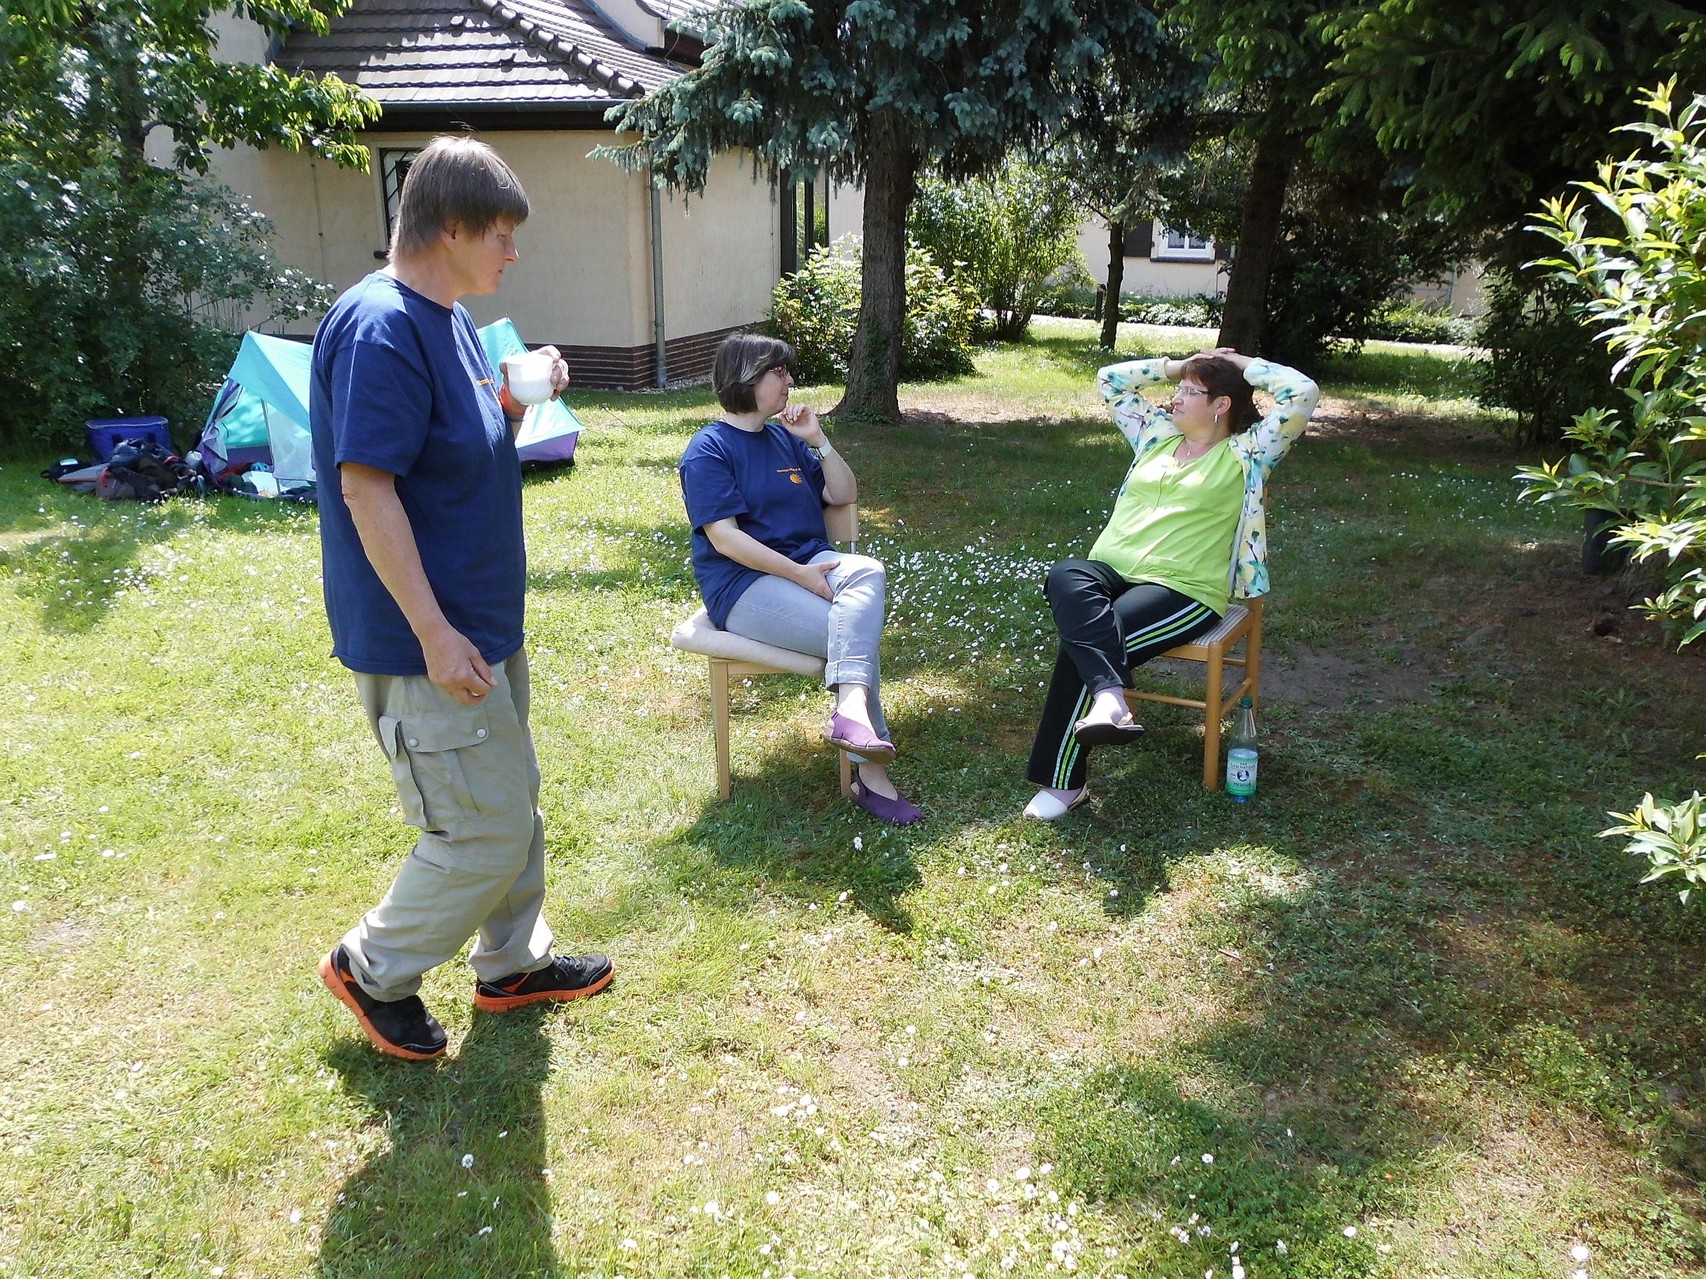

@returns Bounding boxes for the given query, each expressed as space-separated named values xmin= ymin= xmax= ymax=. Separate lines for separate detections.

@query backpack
xmin=94 ymin=439 xmax=195 ymax=502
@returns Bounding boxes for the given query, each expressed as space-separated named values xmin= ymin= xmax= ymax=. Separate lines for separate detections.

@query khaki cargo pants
xmin=338 ymin=648 xmax=555 ymax=1000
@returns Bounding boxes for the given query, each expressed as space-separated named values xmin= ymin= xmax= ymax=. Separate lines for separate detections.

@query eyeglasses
xmin=1173 ymin=386 xmax=1209 ymax=399
xmin=767 ymin=364 xmax=792 ymax=379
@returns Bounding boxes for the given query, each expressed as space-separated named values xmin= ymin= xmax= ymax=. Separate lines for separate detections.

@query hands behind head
xmin=1184 ymin=346 xmax=1253 ymax=374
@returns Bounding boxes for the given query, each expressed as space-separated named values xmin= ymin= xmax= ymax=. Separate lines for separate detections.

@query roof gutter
xmin=364 ymin=103 xmax=632 ymax=132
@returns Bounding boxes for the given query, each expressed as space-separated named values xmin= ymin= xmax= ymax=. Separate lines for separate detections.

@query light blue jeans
xmin=723 ymin=550 xmax=891 ymax=745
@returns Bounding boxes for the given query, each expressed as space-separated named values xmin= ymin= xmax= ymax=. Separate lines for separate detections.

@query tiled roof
xmin=279 ymin=0 xmax=693 ymax=109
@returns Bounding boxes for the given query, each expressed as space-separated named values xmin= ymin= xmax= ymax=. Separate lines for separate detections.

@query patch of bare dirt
xmin=1225 ymin=644 xmax=1444 ymax=713
xmin=28 ymin=917 xmax=93 ymax=954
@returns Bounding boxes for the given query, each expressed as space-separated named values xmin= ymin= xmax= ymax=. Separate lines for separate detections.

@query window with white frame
xmin=1151 ymin=220 xmax=1214 ymax=262
xmin=378 ymin=148 xmax=422 ymax=245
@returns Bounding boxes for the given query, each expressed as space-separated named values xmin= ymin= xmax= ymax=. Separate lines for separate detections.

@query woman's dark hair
xmin=713 ymin=334 xmax=795 ymax=414
xmin=1182 ymin=355 xmax=1260 ymax=431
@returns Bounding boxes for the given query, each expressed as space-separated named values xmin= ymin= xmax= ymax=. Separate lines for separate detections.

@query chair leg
xmin=709 ymin=658 xmax=732 ymax=800
xmin=839 ymin=750 xmax=854 ymax=798
xmin=1246 ymin=604 xmax=1263 ymax=709
xmin=1202 ymin=646 xmax=1224 ymax=790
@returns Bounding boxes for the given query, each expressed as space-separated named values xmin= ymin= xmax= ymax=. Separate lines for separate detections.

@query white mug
xmin=502 ymin=350 xmax=556 ymax=405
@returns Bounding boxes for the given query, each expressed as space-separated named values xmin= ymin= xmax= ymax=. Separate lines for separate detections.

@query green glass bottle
xmin=1226 ymin=695 xmax=1258 ymax=802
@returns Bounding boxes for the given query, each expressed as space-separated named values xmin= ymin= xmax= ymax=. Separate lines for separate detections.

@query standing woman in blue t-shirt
xmin=679 ymin=334 xmax=921 ymax=825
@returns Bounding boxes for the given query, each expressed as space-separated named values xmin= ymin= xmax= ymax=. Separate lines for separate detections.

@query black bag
xmin=95 ymin=439 xmax=195 ymax=501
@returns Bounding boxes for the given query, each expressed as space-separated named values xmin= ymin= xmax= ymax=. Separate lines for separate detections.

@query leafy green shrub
xmin=1264 ymin=198 xmax=1460 ymax=366
xmin=900 ymin=241 xmax=979 ymax=380
xmin=1516 ymin=82 xmax=1706 ymax=898
xmin=1029 ymin=287 xmax=1225 ymax=328
xmin=1368 ymin=300 xmax=1474 ymax=345
xmin=768 ymin=236 xmax=976 ymax=384
xmin=1032 ymin=284 xmax=1101 ymax=319
xmin=908 ymin=160 xmax=1086 ymax=342
xmin=1121 ymin=293 xmax=1223 ymax=328
xmin=0 ymin=157 xmax=327 ymax=454
xmin=1604 ymin=789 xmax=1706 ymax=904
xmin=1471 ymin=266 xmax=1612 ymax=446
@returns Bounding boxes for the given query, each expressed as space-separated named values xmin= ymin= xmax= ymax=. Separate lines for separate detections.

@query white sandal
xmin=1023 ymin=788 xmax=1089 ymax=821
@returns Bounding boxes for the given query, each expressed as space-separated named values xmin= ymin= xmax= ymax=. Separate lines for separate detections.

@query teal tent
xmin=199 ymin=321 xmax=581 ymax=495
xmin=197 ymin=332 xmax=315 ymax=493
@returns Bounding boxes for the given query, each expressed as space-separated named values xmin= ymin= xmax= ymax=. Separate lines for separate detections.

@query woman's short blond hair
xmin=391 ymin=135 xmax=530 ymax=259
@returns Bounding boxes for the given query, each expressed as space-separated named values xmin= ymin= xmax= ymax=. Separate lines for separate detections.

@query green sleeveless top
xmin=1087 ymin=435 xmax=1244 ymax=615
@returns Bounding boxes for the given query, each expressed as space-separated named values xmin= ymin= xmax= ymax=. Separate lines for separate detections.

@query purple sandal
xmin=824 ymin=711 xmax=896 ymax=761
xmin=851 ymin=778 xmax=923 ymax=825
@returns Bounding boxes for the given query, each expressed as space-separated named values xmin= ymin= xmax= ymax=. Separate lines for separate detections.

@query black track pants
xmin=1025 ymin=558 xmax=1218 ymax=790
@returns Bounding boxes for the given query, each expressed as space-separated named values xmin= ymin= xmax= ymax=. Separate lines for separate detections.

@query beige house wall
xmin=201 ymin=10 xmax=779 ymax=366
xmin=1074 ymin=221 xmax=1223 ymax=298
xmin=207 ymin=134 xmax=781 ymax=352
xmin=1407 ymin=263 xmax=1488 ymax=316
xmin=827 ymin=180 xmax=863 ymax=245
xmin=656 ymin=162 xmax=782 ymax=341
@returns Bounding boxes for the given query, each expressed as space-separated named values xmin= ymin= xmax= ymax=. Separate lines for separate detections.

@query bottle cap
xmin=1238 ymin=695 xmax=1253 ymax=707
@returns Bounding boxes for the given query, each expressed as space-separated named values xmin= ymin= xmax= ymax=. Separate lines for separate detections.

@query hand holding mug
xmin=502 ymin=347 xmax=571 ymax=405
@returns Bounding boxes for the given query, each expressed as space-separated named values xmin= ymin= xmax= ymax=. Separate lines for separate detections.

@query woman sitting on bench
xmin=1022 ymin=347 xmax=1318 ymax=820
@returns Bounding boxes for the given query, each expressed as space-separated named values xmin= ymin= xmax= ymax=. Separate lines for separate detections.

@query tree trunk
xmin=1217 ymin=124 xmax=1298 ymax=355
xmin=1100 ymin=216 xmax=1127 ymax=351
xmin=835 ymin=111 xmax=917 ymax=421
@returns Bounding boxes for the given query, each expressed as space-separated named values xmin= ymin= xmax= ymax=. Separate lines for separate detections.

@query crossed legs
xmin=1025 ymin=560 xmax=1219 ymax=813
xmin=721 ymin=552 xmax=904 ymax=800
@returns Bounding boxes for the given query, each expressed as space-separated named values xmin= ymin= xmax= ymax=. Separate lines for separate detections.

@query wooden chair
xmin=670 ymin=504 xmax=859 ymax=800
xmin=1125 ymin=596 xmax=1263 ymax=790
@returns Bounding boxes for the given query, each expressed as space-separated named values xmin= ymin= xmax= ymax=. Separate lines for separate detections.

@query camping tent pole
xmin=650 ymin=174 xmax=667 ymax=389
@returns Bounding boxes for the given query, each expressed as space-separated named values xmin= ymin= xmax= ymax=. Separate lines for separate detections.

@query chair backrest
xmin=825 ymin=502 xmax=858 ymax=548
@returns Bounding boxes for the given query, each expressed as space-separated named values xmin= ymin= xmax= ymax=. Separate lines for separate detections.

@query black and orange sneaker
xmin=473 ymin=953 xmax=614 ymax=1013
xmin=318 ymin=944 xmax=448 ymax=1061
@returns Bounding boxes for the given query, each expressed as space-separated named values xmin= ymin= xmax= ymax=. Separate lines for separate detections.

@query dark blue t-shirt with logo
xmin=679 ymin=419 xmax=829 ymax=628
xmin=310 ymin=272 xmax=526 ymax=675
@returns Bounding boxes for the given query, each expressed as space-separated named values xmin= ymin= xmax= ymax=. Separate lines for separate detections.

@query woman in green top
xmin=1022 ymin=347 xmax=1319 ymax=820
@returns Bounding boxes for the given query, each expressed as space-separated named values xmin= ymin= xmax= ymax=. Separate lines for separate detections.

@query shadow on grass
xmin=663 ymin=700 xmax=926 ymax=934
xmin=0 ymin=482 xmax=313 ymax=633
xmin=1319 ymin=342 xmax=1482 ymax=403
xmin=318 ymin=1012 xmax=559 ymax=1277
xmin=1027 ymin=768 xmax=1706 ymax=1273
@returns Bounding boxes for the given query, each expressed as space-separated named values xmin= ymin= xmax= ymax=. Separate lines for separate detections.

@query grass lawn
xmin=1 ymin=317 xmax=1703 ymax=1278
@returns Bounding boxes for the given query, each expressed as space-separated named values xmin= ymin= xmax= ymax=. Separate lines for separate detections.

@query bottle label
xmin=1226 ymin=748 xmax=1258 ymax=797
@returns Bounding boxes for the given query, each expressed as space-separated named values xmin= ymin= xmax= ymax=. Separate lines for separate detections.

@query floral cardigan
xmin=1095 ymin=357 xmax=1320 ymax=601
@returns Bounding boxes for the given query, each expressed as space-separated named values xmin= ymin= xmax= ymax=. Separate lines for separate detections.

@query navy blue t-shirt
xmin=679 ymin=420 xmax=830 ymax=627
xmin=310 ymin=272 xmax=526 ymax=675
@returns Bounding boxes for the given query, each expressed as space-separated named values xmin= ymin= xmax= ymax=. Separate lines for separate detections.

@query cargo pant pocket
xmin=377 ymin=708 xmax=494 ymax=833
